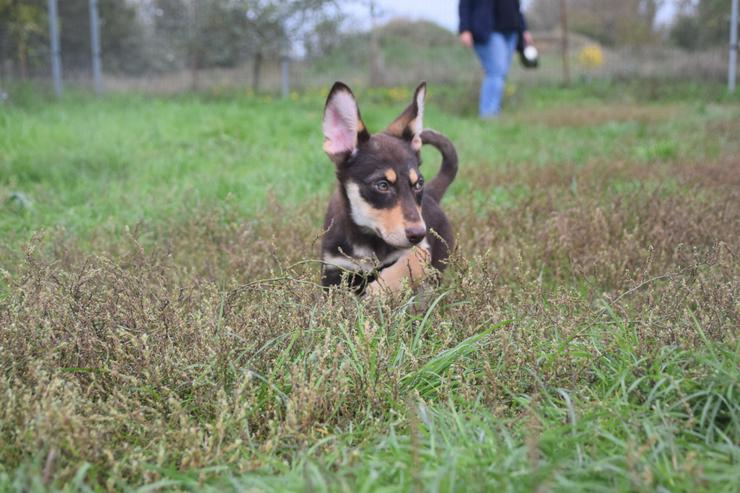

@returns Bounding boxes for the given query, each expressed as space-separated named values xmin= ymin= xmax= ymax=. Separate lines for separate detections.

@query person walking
xmin=459 ymin=0 xmax=533 ymax=118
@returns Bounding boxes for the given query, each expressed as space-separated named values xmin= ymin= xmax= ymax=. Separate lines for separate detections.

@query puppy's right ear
xmin=323 ymin=82 xmax=369 ymax=164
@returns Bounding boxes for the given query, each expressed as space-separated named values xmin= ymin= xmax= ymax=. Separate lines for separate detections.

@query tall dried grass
xmin=1 ymin=153 xmax=738 ymax=488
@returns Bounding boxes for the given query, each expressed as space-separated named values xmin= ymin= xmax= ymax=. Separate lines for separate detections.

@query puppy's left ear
xmin=386 ymin=82 xmax=426 ymax=151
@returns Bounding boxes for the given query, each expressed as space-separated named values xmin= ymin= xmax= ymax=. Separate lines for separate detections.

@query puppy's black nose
xmin=405 ymin=225 xmax=427 ymax=245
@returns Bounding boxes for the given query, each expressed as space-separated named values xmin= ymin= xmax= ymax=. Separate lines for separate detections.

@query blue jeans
xmin=473 ymin=31 xmax=518 ymax=117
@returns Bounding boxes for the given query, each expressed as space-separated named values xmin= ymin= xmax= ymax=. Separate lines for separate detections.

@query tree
xmin=243 ymin=0 xmax=339 ymax=90
xmin=1 ymin=0 xmax=341 ymax=84
xmin=151 ymin=0 xmax=334 ymax=89
xmin=525 ymin=0 xmax=561 ymax=30
xmin=0 ymin=0 xmax=47 ymax=79
xmin=569 ymin=0 xmax=663 ymax=46
xmin=303 ymin=15 xmax=343 ymax=59
xmin=96 ymin=0 xmax=148 ymax=73
xmin=0 ymin=0 xmax=147 ymax=78
xmin=670 ymin=0 xmax=731 ymax=50
xmin=527 ymin=0 xmax=665 ymax=46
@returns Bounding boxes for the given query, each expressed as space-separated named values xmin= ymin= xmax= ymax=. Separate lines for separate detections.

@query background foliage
xmin=0 ymin=82 xmax=739 ymax=491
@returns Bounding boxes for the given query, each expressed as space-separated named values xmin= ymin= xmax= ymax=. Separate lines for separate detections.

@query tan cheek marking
xmin=376 ymin=204 xmax=404 ymax=233
xmin=409 ymin=169 xmax=418 ymax=184
xmin=366 ymin=246 xmax=430 ymax=295
xmin=359 ymin=202 xmax=405 ymax=241
xmin=385 ymin=169 xmax=397 ymax=183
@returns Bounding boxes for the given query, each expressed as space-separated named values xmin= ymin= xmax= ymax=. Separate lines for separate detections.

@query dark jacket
xmin=459 ymin=0 xmax=527 ymax=44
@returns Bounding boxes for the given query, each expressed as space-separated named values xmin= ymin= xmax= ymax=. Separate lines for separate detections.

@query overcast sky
xmin=344 ymin=0 xmax=680 ymax=32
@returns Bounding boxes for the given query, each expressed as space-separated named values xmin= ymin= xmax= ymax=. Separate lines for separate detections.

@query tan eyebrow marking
xmin=385 ymin=169 xmax=397 ymax=183
xmin=409 ymin=169 xmax=418 ymax=184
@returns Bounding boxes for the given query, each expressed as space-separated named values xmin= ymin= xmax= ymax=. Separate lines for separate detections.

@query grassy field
xmin=1 ymin=82 xmax=739 ymax=492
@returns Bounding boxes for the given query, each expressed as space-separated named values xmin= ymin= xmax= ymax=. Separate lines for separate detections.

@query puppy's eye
xmin=375 ymin=180 xmax=391 ymax=192
xmin=413 ymin=178 xmax=424 ymax=191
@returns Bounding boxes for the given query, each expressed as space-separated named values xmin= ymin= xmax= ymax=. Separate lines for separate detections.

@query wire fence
xmin=0 ymin=0 xmax=737 ymax=96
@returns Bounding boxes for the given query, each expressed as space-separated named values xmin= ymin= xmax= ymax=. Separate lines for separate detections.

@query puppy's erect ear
xmin=386 ymin=82 xmax=426 ymax=151
xmin=323 ymin=82 xmax=370 ymax=163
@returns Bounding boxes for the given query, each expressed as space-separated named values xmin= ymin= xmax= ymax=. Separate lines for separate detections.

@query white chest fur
xmin=323 ymin=239 xmax=428 ymax=274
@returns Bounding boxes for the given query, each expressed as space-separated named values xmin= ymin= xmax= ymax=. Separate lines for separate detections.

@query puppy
xmin=320 ymin=81 xmax=458 ymax=295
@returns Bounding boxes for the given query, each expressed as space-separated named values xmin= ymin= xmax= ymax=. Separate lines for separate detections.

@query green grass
xmin=2 ymin=83 xmax=737 ymax=247
xmin=0 ymin=82 xmax=738 ymax=492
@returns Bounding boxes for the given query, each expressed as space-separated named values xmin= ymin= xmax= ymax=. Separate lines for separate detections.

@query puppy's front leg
xmin=365 ymin=244 xmax=430 ymax=297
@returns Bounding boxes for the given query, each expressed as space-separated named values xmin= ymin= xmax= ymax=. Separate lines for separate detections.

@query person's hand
xmin=523 ymin=31 xmax=534 ymax=46
xmin=459 ymin=31 xmax=473 ymax=48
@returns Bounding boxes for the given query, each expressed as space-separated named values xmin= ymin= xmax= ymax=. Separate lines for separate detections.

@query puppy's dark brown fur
xmin=320 ymin=82 xmax=458 ymax=295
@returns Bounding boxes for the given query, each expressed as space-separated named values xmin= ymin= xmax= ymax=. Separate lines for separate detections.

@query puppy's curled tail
xmin=421 ymin=129 xmax=458 ymax=203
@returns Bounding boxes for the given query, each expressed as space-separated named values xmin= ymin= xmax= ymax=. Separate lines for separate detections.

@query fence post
xmin=281 ymin=37 xmax=290 ymax=99
xmin=559 ymin=0 xmax=570 ymax=86
xmin=369 ymin=0 xmax=385 ymax=86
xmin=730 ymin=0 xmax=738 ymax=93
xmin=89 ymin=0 xmax=103 ymax=94
xmin=48 ymin=0 xmax=62 ymax=97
